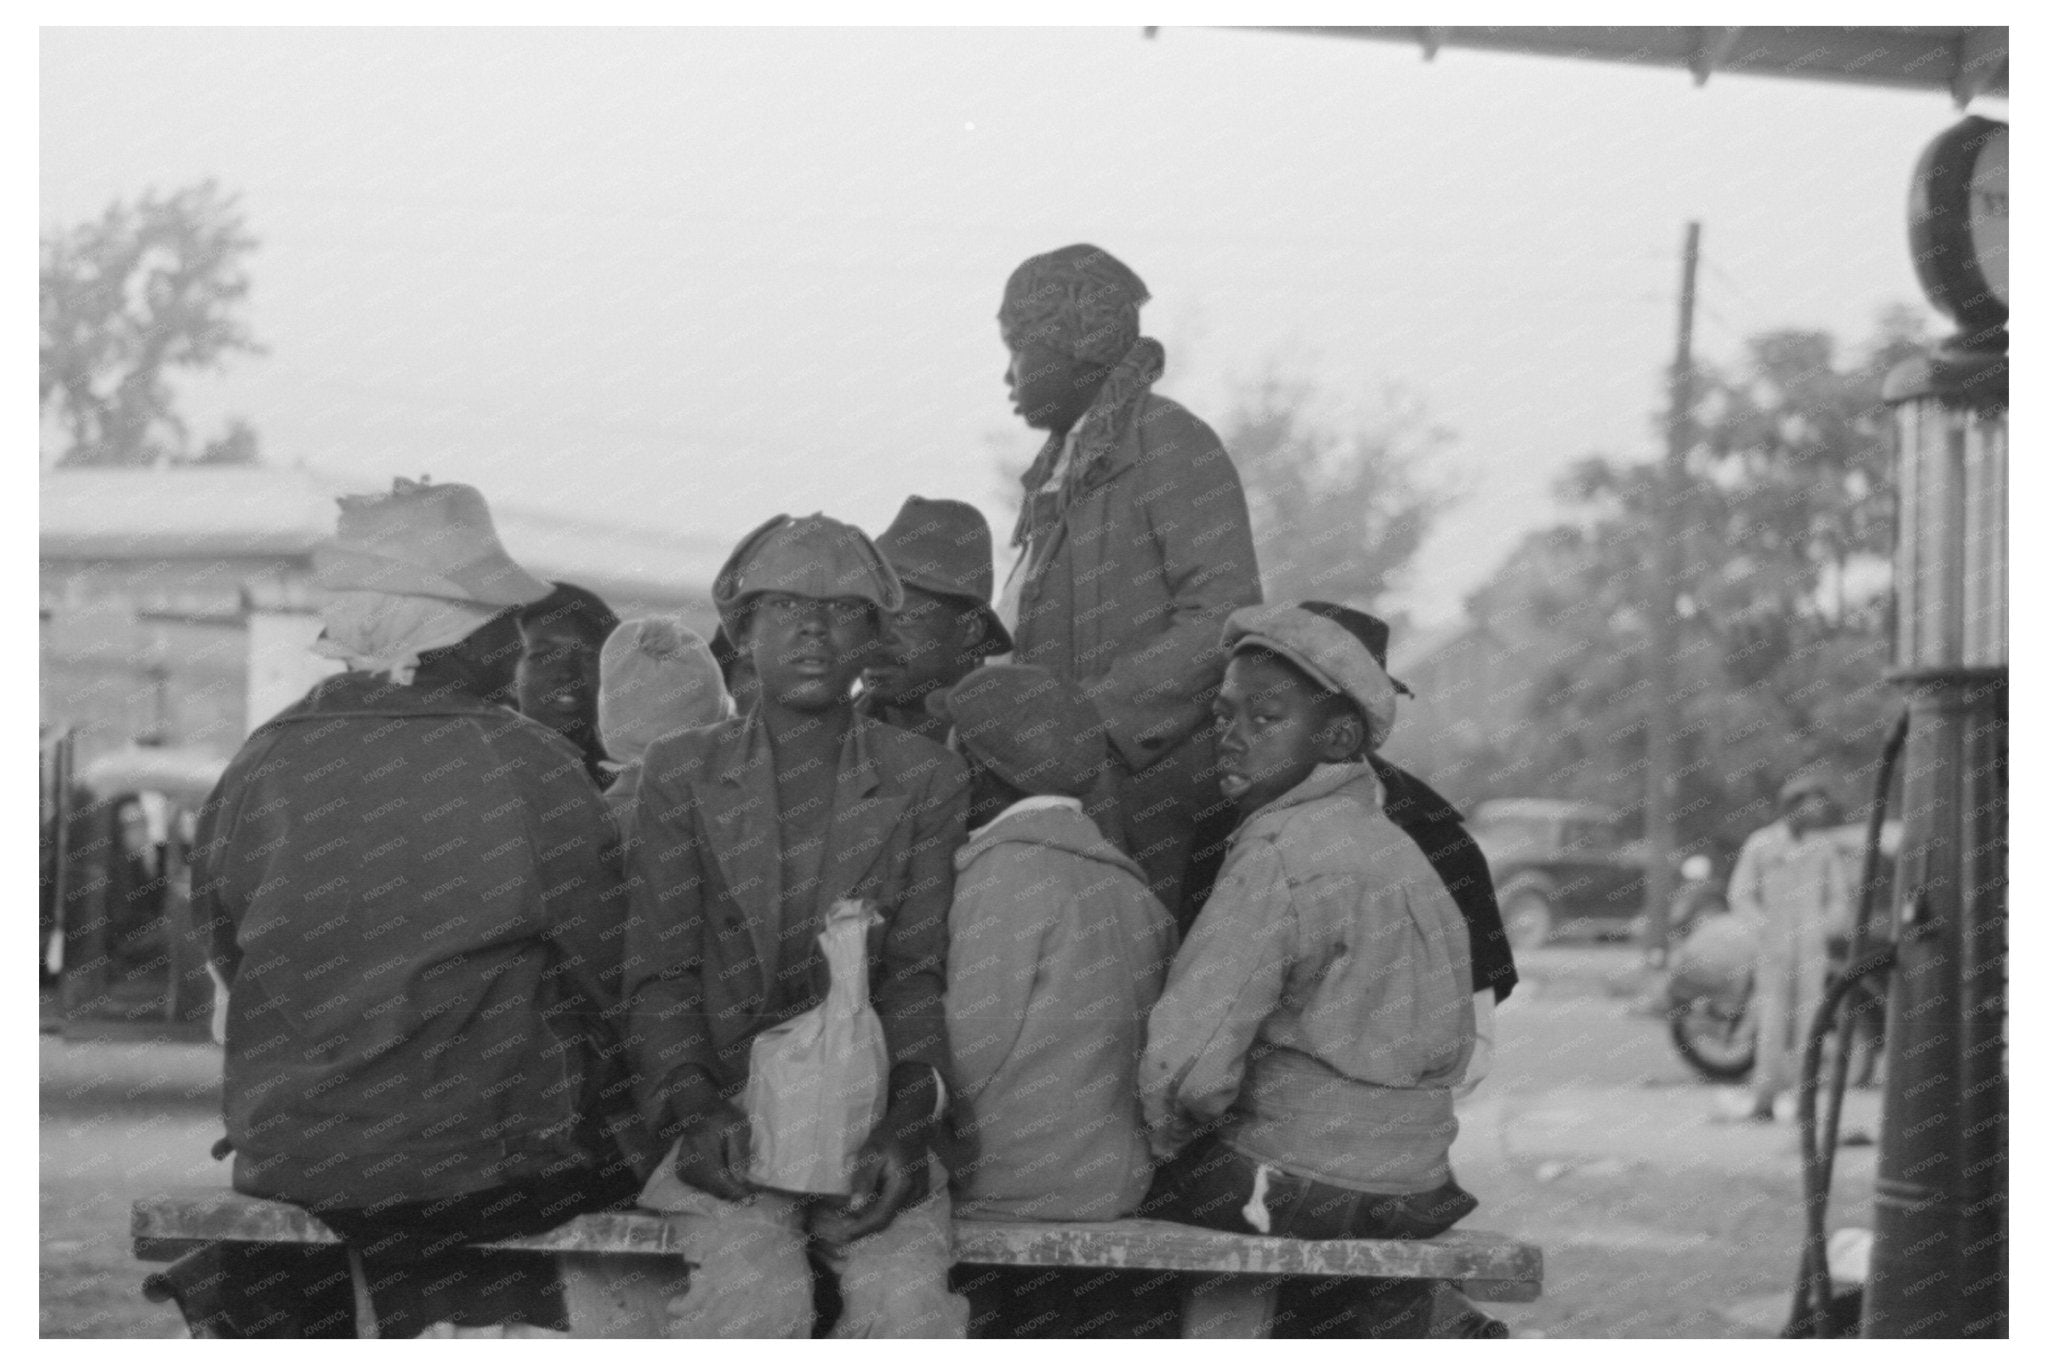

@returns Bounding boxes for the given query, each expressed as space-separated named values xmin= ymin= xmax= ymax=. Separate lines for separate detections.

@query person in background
xmin=996 ymin=243 xmax=1261 ymax=929
xmin=939 ymin=665 xmax=1179 ymax=1338
xmin=1728 ymin=771 xmax=1852 ymax=1122
xmin=1142 ymin=602 xmax=1499 ymax=1338
xmin=858 ymin=496 xmax=1011 ymax=746
xmin=595 ymin=615 xmax=733 ymax=827
xmin=191 ymin=478 xmax=646 ymax=1337
xmin=622 ymin=513 xmax=969 ymax=1339
xmin=516 ymin=580 xmax=621 ymax=787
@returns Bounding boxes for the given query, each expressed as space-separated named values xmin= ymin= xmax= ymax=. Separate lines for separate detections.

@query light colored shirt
xmin=1728 ymin=820 xmax=1853 ymax=963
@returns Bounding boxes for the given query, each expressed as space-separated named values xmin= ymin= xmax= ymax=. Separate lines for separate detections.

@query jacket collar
xmin=1238 ymin=761 xmax=1385 ymax=837
xmin=699 ymin=711 xmax=902 ymax=975
xmin=259 ymin=670 xmax=511 ymax=728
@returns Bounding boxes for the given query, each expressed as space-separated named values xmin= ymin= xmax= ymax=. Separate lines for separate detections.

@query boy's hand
xmin=673 ymin=1100 xmax=754 ymax=1202
xmin=815 ymin=1109 xmax=930 ymax=1247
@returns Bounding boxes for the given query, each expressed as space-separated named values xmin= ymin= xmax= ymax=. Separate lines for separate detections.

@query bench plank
xmin=131 ymin=1191 xmax=688 ymax=1257
xmin=132 ymin=1192 xmax=1541 ymax=1310
xmin=950 ymin=1218 xmax=1540 ymax=1285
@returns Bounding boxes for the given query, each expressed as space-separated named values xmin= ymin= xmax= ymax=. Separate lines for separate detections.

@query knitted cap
xmin=597 ymin=616 xmax=732 ymax=764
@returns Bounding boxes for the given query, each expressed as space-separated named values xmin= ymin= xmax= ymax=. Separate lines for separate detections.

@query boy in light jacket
xmin=1142 ymin=601 xmax=1498 ymax=1338
xmin=940 ymin=664 xmax=1178 ymax=1336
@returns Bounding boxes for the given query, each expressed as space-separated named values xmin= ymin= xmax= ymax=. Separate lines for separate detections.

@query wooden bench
xmin=133 ymin=1190 xmax=1541 ymax=1338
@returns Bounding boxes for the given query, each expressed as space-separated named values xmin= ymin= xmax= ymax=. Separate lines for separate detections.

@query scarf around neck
xmin=1009 ymin=335 xmax=1166 ymax=552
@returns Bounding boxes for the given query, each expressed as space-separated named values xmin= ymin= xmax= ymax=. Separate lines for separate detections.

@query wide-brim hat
xmin=312 ymin=477 xmax=550 ymax=609
xmin=946 ymin=664 xmax=1106 ymax=799
xmin=1221 ymin=602 xmax=1400 ymax=751
xmin=873 ymin=496 xmax=1013 ymax=655
xmin=713 ymin=513 xmax=904 ymax=636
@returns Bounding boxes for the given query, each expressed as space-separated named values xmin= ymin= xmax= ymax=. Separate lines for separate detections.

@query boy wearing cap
xmin=941 ymin=665 xmax=1180 ymax=1337
xmin=941 ymin=665 xmax=1176 ymax=1220
xmin=1141 ymin=601 xmax=1488 ymax=1338
xmin=858 ymin=496 xmax=1012 ymax=746
xmin=621 ymin=513 xmax=970 ymax=1339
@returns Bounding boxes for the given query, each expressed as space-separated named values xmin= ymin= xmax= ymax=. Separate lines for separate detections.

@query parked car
xmin=1467 ymin=798 xmax=1650 ymax=950
xmin=52 ymin=743 xmax=226 ymax=1031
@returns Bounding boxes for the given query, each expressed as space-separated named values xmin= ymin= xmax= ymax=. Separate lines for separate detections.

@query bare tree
xmin=1222 ymin=376 xmax=1459 ymax=613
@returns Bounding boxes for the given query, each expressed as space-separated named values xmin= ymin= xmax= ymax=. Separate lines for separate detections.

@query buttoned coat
xmin=1011 ymin=392 xmax=1261 ymax=773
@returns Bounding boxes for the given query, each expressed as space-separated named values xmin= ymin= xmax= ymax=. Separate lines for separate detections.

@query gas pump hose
xmin=1790 ymin=707 xmax=1909 ymax=1335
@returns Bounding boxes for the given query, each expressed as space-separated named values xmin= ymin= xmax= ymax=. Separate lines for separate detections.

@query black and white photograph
xmin=36 ymin=19 xmax=2010 ymax=1340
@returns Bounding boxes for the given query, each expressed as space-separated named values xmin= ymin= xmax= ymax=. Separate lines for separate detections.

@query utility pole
xmin=1644 ymin=221 xmax=1700 ymax=963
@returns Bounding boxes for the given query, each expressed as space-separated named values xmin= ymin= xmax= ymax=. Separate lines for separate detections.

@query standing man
xmin=997 ymin=243 xmax=1261 ymax=927
xmin=1728 ymin=771 xmax=1853 ymax=1122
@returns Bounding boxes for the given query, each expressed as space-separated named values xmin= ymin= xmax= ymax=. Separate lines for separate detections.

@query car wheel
xmin=1503 ymin=888 xmax=1555 ymax=952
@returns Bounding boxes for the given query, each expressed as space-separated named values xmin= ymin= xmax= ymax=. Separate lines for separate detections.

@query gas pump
xmin=1858 ymin=112 xmax=2007 ymax=1339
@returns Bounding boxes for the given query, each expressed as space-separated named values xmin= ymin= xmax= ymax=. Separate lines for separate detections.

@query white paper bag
xmin=744 ymin=898 xmax=889 ymax=1195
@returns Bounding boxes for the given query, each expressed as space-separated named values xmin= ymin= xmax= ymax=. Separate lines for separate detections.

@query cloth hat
xmin=1778 ymin=769 xmax=1835 ymax=811
xmin=313 ymin=476 xmax=551 ymax=608
xmin=1299 ymin=601 xmax=1414 ymax=698
xmin=712 ymin=513 xmax=904 ymax=636
xmin=1221 ymin=602 xmax=1401 ymax=751
xmin=945 ymin=665 xmax=1106 ymax=799
xmin=998 ymin=243 xmax=1150 ymax=367
xmin=873 ymin=496 xmax=1014 ymax=655
xmin=598 ymin=616 xmax=732 ymax=765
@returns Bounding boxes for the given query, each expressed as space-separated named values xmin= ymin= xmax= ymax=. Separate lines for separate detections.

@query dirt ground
xmin=38 ymin=943 xmax=1880 ymax=1339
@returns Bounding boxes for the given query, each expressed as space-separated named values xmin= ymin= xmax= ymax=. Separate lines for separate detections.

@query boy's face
xmin=866 ymin=585 xmax=985 ymax=708
xmin=1212 ymin=651 xmax=1363 ymax=816
xmin=742 ymin=591 xmax=880 ymax=714
xmin=516 ymin=616 xmax=606 ymax=746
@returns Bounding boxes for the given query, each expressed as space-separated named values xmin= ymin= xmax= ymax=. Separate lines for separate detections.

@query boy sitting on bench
xmin=621 ymin=513 xmax=971 ymax=1338
xmin=940 ymin=665 xmax=1180 ymax=1336
xmin=1141 ymin=602 xmax=1500 ymax=1338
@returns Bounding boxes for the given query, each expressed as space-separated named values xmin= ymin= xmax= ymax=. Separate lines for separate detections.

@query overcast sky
xmin=40 ymin=26 xmax=1965 ymax=625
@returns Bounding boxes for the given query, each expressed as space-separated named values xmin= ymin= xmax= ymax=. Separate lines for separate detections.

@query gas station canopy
xmin=1260 ymin=27 xmax=2008 ymax=107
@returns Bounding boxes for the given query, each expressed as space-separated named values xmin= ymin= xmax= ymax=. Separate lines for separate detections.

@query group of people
xmin=179 ymin=244 xmax=1518 ymax=1339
